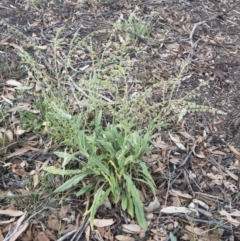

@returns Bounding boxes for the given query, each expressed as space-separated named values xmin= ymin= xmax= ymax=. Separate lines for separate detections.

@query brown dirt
xmin=0 ymin=0 xmax=240 ymax=240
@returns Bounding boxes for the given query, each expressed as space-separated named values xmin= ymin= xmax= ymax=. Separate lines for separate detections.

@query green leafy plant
xmin=114 ymin=10 xmax=152 ymax=43
xmin=34 ymin=96 xmax=85 ymax=147
xmin=18 ymin=110 xmax=43 ymax=131
xmin=27 ymin=0 xmax=44 ymax=8
xmin=45 ymin=111 xmax=156 ymax=230
xmin=3 ymin=16 xmax=226 ymax=232
xmin=2 ymin=21 xmax=224 ymax=141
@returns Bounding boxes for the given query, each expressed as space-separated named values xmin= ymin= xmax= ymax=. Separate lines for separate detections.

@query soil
xmin=0 ymin=0 xmax=240 ymax=240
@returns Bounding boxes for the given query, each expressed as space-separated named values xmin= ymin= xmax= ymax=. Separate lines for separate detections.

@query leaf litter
xmin=0 ymin=0 xmax=240 ymax=240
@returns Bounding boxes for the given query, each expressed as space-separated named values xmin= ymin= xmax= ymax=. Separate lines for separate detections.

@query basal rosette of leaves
xmin=44 ymin=112 xmax=156 ymax=230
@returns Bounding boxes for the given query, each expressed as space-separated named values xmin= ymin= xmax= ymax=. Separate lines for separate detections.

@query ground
xmin=0 ymin=0 xmax=240 ymax=240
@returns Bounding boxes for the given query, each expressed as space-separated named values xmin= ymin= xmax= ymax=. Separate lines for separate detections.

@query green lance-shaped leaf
xmin=121 ymin=193 xmax=128 ymax=211
xmin=44 ymin=166 xmax=81 ymax=176
xmin=124 ymin=174 xmax=147 ymax=231
xmin=54 ymin=172 xmax=89 ymax=193
xmin=84 ymin=186 xmax=111 ymax=230
xmin=76 ymin=183 xmax=96 ymax=197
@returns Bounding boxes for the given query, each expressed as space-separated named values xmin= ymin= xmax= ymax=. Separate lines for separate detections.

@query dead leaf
xmin=165 ymin=42 xmax=179 ymax=52
xmin=85 ymin=225 xmax=90 ymax=241
xmin=118 ymin=34 xmax=126 ymax=44
xmin=11 ymin=161 xmax=35 ymax=176
xmin=223 ymin=180 xmax=238 ymax=193
xmin=47 ymin=214 xmax=60 ymax=230
xmin=1 ymin=95 xmax=13 ymax=105
xmin=209 ymin=150 xmax=226 ymax=156
xmin=7 ymin=147 xmax=31 ymax=159
xmin=0 ymin=217 xmax=15 ymax=225
xmin=206 ymin=173 xmax=223 ymax=181
xmin=178 ymin=131 xmax=195 ymax=140
xmin=97 ymin=226 xmax=113 ymax=241
xmin=185 ymin=225 xmax=205 ymax=236
xmin=195 ymin=192 xmax=223 ymax=206
xmin=9 ymin=222 xmax=29 ymax=241
xmin=15 ymin=127 xmax=30 ymax=136
xmin=59 ymin=205 xmax=71 ymax=219
xmin=175 ymin=58 xmax=182 ymax=66
xmin=6 ymin=80 xmax=22 ymax=87
xmin=193 ymin=149 xmax=205 ymax=158
xmin=227 ymin=210 xmax=240 ymax=217
xmin=5 ymin=130 xmax=13 ymax=142
xmin=93 ymin=229 xmax=104 ymax=241
xmin=181 ymin=233 xmax=190 ymax=240
xmin=122 ymin=224 xmax=141 ymax=234
xmin=80 ymin=65 xmax=90 ymax=71
xmin=115 ymin=235 xmax=135 ymax=241
xmin=7 ymin=145 xmax=43 ymax=159
xmin=24 ymin=1 xmax=30 ymax=10
xmin=0 ymin=35 xmax=12 ymax=45
xmin=196 ymin=135 xmax=204 ymax=143
xmin=33 ymin=173 xmax=39 ymax=188
xmin=8 ymin=212 xmax=28 ymax=241
xmin=37 ymin=45 xmax=48 ymax=50
xmin=213 ymin=68 xmax=227 ymax=80
xmin=170 ymin=190 xmax=192 ymax=199
xmin=44 ymin=230 xmax=57 ymax=241
xmin=60 ymin=224 xmax=76 ymax=235
xmin=0 ymin=229 xmax=4 ymax=241
xmin=4 ymin=93 xmax=15 ymax=100
xmin=94 ymin=219 xmax=115 ymax=228
xmin=153 ymin=137 xmax=170 ymax=150
xmin=219 ymin=209 xmax=240 ymax=227
xmin=169 ymin=158 xmax=181 ymax=164
xmin=146 ymin=213 xmax=154 ymax=220
xmin=144 ymin=196 xmax=160 ymax=213
xmin=160 ymin=206 xmax=197 ymax=215
xmin=169 ymin=133 xmax=186 ymax=150
xmin=234 ymin=117 xmax=240 ymax=129
xmin=37 ymin=232 xmax=50 ymax=241
xmin=228 ymin=145 xmax=240 ymax=156
xmin=0 ymin=209 xmax=24 ymax=217
xmin=172 ymin=196 xmax=181 ymax=207
xmin=224 ymin=168 xmax=238 ymax=181
xmin=192 ymin=199 xmax=209 ymax=210
xmin=9 ymin=103 xmax=40 ymax=113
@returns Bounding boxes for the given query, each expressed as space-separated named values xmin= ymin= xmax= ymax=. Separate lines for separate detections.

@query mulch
xmin=0 ymin=0 xmax=240 ymax=240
